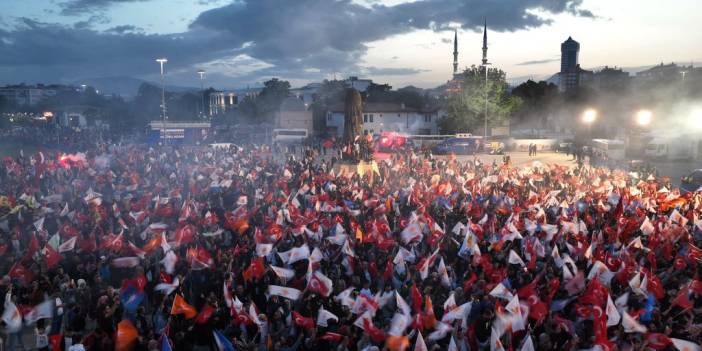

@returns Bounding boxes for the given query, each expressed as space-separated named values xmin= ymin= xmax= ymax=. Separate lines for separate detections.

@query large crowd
xmin=1 ymin=138 xmax=701 ymax=351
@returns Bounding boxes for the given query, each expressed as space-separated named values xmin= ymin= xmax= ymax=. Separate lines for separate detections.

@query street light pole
xmin=156 ymin=58 xmax=168 ymax=143
xmin=198 ymin=70 xmax=206 ymax=119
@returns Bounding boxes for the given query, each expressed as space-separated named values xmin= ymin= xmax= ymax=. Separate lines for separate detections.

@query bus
xmin=591 ymin=139 xmax=625 ymax=161
xmin=272 ymin=129 xmax=308 ymax=143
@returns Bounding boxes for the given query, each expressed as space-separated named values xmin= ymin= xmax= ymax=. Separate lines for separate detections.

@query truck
xmin=644 ymin=138 xmax=694 ymax=160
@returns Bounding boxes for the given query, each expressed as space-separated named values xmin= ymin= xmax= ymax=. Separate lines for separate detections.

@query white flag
xmin=622 ymin=310 xmax=647 ymax=333
xmin=2 ymin=295 xmax=22 ymax=333
xmin=155 ymin=277 xmax=180 ymax=296
xmin=606 ymin=294 xmax=620 ymax=326
xmin=316 ymin=306 xmax=338 ymax=327
xmin=508 ymin=250 xmax=525 ymax=267
xmin=161 ymin=250 xmax=177 ymax=274
xmin=267 ymin=285 xmax=302 ymax=300
xmin=256 ymin=243 xmax=273 ymax=257
xmin=270 ymin=266 xmax=295 ymax=280
xmin=58 ymin=236 xmax=77 ymax=253
xmin=24 ymin=299 xmax=54 ymax=325
xmin=671 ymin=338 xmax=702 ymax=351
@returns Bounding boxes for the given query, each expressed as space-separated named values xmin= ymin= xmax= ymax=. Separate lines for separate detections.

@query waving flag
xmin=268 ymin=285 xmax=302 ymax=300
xmin=155 ymin=277 xmax=180 ymax=296
xmin=115 ymin=319 xmax=138 ymax=351
xmin=24 ymin=299 xmax=54 ymax=325
xmin=213 ymin=330 xmax=236 ymax=351
xmin=161 ymin=251 xmax=177 ymax=274
xmin=2 ymin=296 xmax=22 ymax=332
xmin=270 ymin=266 xmax=295 ymax=280
xmin=44 ymin=245 xmax=62 ymax=269
xmin=308 ymin=271 xmax=333 ymax=297
xmin=671 ymin=339 xmax=701 ymax=351
xmin=120 ymin=284 xmax=145 ymax=312
xmin=195 ymin=304 xmax=216 ymax=324
xmin=171 ymin=294 xmax=197 ymax=319
xmin=316 ymin=306 xmax=339 ymax=327
xmin=57 ymin=236 xmax=76 ymax=253
xmin=161 ymin=335 xmax=173 ymax=351
xmin=293 ymin=311 xmax=315 ymax=330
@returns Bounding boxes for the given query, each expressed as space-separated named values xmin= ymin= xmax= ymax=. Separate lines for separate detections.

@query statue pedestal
xmin=333 ymin=160 xmax=379 ymax=184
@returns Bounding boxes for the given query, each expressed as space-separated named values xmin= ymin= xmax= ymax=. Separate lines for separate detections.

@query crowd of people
xmin=1 ymin=137 xmax=701 ymax=351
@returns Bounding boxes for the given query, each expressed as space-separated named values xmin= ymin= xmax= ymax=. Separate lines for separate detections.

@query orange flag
xmin=386 ymin=335 xmax=410 ymax=351
xmin=115 ymin=319 xmax=138 ymax=351
xmin=171 ymin=294 xmax=198 ymax=319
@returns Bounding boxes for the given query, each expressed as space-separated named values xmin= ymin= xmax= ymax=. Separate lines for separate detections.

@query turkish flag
xmin=320 ymin=332 xmax=344 ymax=343
xmin=292 ymin=311 xmax=315 ymax=330
xmin=195 ymin=304 xmax=215 ymax=324
xmin=44 ymin=245 xmax=62 ymax=269
xmin=243 ymin=257 xmax=265 ymax=281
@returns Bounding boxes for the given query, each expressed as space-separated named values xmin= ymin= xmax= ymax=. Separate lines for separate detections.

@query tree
xmin=252 ymin=78 xmax=291 ymax=123
xmin=310 ymin=79 xmax=346 ymax=136
xmin=511 ymin=80 xmax=559 ymax=128
xmin=439 ymin=65 xmax=521 ymax=134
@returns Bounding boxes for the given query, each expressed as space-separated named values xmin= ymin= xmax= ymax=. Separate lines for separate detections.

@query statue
xmin=342 ymin=88 xmax=363 ymax=161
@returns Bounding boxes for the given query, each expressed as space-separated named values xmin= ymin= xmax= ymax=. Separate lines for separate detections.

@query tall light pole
xmin=482 ymin=63 xmax=491 ymax=143
xmin=197 ymin=69 xmax=206 ymax=119
xmin=582 ymin=108 xmax=597 ymax=141
xmin=156 ymin=58 xmax=168 ymax=141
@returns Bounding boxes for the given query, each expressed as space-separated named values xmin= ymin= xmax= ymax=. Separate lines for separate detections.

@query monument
xmin=343 ymin=88 xmax=363 ymax=147
xmin=336 ymin=88 xmax=378 ymax=180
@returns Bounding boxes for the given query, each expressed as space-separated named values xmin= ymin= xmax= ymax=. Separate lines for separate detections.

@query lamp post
xmin=482 ymin=62 xmax=491 ymax=144
xmin=156 ymin=58 xmax=168 ymax=144
xmin=636 ymin=109 xmax=653 ymax=127
xmin=582 ymin=108 xmax=597 ymax=141
xmin=197 ymin=69 xmax=206 ymax=119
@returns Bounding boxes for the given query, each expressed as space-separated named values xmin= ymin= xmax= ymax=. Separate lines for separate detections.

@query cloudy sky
xmin=1 ymin=0 xmax=700 ymax=89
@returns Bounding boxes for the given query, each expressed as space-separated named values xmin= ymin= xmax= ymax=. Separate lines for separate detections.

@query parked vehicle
xmin=272 ymin=129 xmax=308 ymax=143
xmin=681 ymin=169 xmax=702 ymax=194
xmin=590 ymin=139 xmax=625 ymax=161
xmin=644 ymin=138 xmax=693 ymax=160
xmin=432 ymin=135 xmax=482 ymax=155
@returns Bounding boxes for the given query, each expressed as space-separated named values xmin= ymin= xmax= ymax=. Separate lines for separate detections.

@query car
xmin=432 ymin=137 xmax=481 ymax=155
xmin=680 ymin=169 xmax=702 ymax=194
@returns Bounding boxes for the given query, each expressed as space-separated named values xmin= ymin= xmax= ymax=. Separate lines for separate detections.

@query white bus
xmin=273 ymin=129 xmax=308 ymax=143
xmin=591 ymin=139 xmax=625 ymax=161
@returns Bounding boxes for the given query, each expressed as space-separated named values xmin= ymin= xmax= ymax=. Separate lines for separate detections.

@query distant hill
xmin=72 ymin=76 xmax=199 ymax=98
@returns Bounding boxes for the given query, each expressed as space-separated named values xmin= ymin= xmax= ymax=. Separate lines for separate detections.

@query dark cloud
xmin=516 ymin=58 xmax=559 ymax=66
xmin=106 ymin=25 xmax=143 ymax=33
xmin=59 ymin=0 xmax=149 ymax=15
xmin=1 ymin=0 xmax=595 ymax=87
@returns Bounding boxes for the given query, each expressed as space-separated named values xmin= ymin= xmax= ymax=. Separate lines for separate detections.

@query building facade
xmin=209 ymin=91 xmax=238 ymax=116
xmin=277 ymin=97 xmax=313 ymax=134
xmin=558 ymin=37 xmax=593 ymax=92
xmin=0 ymin=84 xmax=75 ymax=106
xmin=326 ymin=102 xmax=442 ymax=137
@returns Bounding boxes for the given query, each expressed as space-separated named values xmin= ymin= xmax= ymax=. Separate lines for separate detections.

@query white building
xmin=326 ymin=102 xmax=443 ymax=136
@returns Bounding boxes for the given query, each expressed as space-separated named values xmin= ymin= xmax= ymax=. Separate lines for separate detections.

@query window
xmin=369 ymin=115 xmax=374 ymax=123
xmin=424 ymin=115 xmax=432 ymax=123
xmin=363 ymin=114 xmax=368 ymax=123
xmin=327 ymin=114 xmax=331 ymax=121
xmin=398 ymin=113 xmax=401 ymax=117
xmin=370 ymin=129 xmax=374 ymax=134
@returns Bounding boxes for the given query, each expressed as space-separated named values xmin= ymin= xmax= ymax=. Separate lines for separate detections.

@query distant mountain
xmin=72 ymin=76 xmax=199 ymax=98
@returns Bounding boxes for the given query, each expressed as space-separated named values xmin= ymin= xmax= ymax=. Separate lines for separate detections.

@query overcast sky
xmin=1 ymin=0 xmax=700 ymax=89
